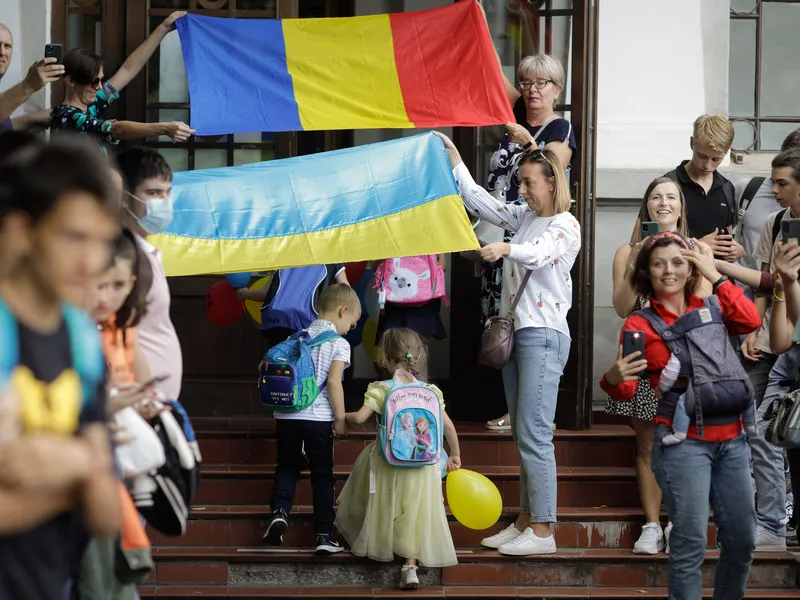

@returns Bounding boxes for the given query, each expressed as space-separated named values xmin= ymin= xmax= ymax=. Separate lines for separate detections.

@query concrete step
xmin=142 ymin=547 xmax=799 ymax=590
xmin=195 ymin=464 xmax=640 ymax=508
xmin=152 ymin=505 xmax=717 ymax=551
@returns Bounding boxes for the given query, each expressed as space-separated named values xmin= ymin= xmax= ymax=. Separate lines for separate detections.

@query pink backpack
xmin=375 ymin=255 xmax=447 ymax=307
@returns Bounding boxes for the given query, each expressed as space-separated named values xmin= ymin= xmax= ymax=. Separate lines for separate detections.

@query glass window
xmin=729 ymin=1 xmax=800 ymax=151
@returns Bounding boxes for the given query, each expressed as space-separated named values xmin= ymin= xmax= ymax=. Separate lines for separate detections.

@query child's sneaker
xmin=262 ymin=509 xmax=288 ymax=545
xmin=315 ymin=533 xmax=344 ymax=555
xmin=399 ymin=564 xmax=419 ymax=590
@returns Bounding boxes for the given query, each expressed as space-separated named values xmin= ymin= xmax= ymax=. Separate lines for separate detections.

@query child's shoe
xmin=262 ymin=508 xmax=288 ymax=545
xmin=662 ymin=431 xmax=687 ymax=446
xmin=399 ymin=564 xmax=419 ymax=589
xmin=315 ymin=533 xmax=344 ymax=555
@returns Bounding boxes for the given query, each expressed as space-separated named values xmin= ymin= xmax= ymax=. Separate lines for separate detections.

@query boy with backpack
xmin=0 ymin=137 xmax=121 ymax=600
xmin=261 ymin=283 xmax=361 ymax=554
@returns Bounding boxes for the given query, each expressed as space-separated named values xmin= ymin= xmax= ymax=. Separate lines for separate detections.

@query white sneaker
xmin=498 ymin=527 xmax=557 ymax=556
xmin=481 ymin=523 xmax=522 ymax=549
xmin=399 ymin=564 xmax=419 ymax=589
xmin=633 ymin=522 xmax=664 ymax=555
xmin=664 ymin=521 xmax=673 ymax=555
xmin=755 ymin=525 xmax=787 ymax=552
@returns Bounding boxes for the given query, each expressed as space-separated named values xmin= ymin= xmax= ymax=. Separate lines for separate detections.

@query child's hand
xmin=333 ymin=418 xmax=347 ymax=437
xmin=654 ymin=388 xmax=663 ymax=399
xmin=445 ymin=455 xmax=461 ymax=471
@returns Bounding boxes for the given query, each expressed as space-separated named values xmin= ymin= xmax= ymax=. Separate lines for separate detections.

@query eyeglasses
xmin=518 ymin=79 xmax=553 ymax=91
xmin=89 ymin=77 xmax=107 ymax=89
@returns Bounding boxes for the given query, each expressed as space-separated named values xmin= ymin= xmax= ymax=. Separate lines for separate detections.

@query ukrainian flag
xmin=149 ymin=133 xmax=479 ymax=277
xmin=175 ymin=0 xmax=513 ymax=135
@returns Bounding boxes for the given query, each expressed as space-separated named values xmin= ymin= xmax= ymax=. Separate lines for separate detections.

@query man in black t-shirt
xmin=665 ymin=114 xmax=744 ymax=262
xmin=0 ymin=136 xmax=121 ymax=600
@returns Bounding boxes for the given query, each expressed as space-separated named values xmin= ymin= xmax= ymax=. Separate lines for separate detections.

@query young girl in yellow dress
xmin=337 ymin=328 xmax=462 ymax=590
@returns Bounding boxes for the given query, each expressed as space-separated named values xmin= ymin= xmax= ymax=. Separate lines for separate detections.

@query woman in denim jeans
xmin=601 ymin=234 xmax=760 ymax=600
xmin=435 ymin=132 xmax=581 ymax=556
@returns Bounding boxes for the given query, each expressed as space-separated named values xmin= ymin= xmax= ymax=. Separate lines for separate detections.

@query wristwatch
xmin=712 ymin=275 xmax=729 ymax=291
xmin=522 ymin=139 xmax=533 ymax=151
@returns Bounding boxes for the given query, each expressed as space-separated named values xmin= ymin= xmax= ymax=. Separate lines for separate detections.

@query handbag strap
xmin=507 ymin=270 xmax=533 ymax=316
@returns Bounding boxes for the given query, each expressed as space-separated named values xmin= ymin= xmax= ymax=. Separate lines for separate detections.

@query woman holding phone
xmin=603 ymin=177 xmax=688 ymax=554
xmin=601 ymin=233 xmax=760 ymax=599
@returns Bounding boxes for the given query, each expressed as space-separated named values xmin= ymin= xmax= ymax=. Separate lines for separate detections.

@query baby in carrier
xmin=642 ymin=295 xmax=757 ymax=445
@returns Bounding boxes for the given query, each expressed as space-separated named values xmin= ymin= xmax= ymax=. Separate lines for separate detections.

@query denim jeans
xmin=651 ymin=424 xmax=755 ymax=600
xmin=271 ymin=419 xmax=335 ymax=534
xmin=502 ymin=326 xmax=570 ymax=522
xmin=744 ymin=354 xmax=786 ymax=535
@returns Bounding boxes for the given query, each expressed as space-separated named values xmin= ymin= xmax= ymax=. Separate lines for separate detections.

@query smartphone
xmin=718 ymin=227 xmax=730 ymax=237
xmin=44 ymin=43 xmax=62 ymax=65
xmin=139 ymin=374 xmax=170 ymax=390
xmin=640 ymin=221 xmax=659 ymax=239
xmin=781 ymin=218 xmax=800 ymax=245
xmin=622 ymin=330 xmax=645 ymax=359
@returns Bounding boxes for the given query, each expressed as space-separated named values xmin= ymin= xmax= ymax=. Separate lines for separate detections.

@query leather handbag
xmin=478 ymin=269 xmax=533 ymax=369
xmin=764 ymin=389 xmax=800 ymax=449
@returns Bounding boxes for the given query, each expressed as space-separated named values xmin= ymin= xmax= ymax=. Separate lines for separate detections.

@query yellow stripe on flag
xmin=151 ymin=194 xmax=478 ymax=277
xmin=282 ymin=15 xmax=414 ymax=131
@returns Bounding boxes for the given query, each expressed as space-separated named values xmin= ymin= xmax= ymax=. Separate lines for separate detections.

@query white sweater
xmin=453 ymin=163 xmax=581 ymax=338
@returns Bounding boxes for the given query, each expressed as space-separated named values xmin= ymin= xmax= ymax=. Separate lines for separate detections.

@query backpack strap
xmin=62 ymin=303 xmax=106 ymax=407
xmin=722 ymin=180 xmax=738 ymax=227
xmin=636 ymin=307 xmax=681 ymax=353
xmin=0 ymin=299 xmax=19 ymax=389
xmin=737 ymin=176 xmax=766 ymax=227
xmin=308 ymin=330 xmax=342 ymax=347
xmin=772 ymin=208 xmax=789 ymax=246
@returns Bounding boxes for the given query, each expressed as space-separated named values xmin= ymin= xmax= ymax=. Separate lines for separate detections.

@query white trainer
xmin=633 ymin=522 xmax=664 ymax=555
xmin=399 ymin=564 xmax=419 ymax=589
xmin=664 ymin=521 xmax=673 ymax=555
xmin=498 ymin=527 xmax=557 ymax=556
xmin=481 ymin=523 xmax=522 ymax=549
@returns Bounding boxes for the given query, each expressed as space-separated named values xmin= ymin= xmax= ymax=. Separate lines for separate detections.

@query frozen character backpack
xmin=258 ymin=329 xmax=342 ymax=412
xmin=636 ymin=295 xmax=754 ymax=437
xmin=378 ymin=370 xmax=443 ymax=467
xmin=260 ymin=265 xmax=328 ymax=331
xmin=374 ymin=255 xmax=447 ymax=308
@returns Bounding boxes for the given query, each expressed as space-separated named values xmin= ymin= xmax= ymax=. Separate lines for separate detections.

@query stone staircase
xmin=140 ymin=418 xmax=800 ymax=598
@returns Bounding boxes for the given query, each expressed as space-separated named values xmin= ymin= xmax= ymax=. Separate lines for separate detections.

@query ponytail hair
xmin=111 ymin=227 xmax=152 ymax=336
xmin=517 ymin=148 xmax=571 ymax=214
xmin=376 ymin=328 xmax=429 ymax=382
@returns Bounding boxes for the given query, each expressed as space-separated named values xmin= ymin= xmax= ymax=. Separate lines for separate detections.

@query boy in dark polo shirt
xmin=665 ymin=114 xmax=743 ymax=262
xmin=0 ymin=137 xmax=121 ymax=600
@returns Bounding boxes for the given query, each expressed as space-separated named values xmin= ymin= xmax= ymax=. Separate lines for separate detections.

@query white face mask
xmin=126 ymin=191 xmax=174 ymax=235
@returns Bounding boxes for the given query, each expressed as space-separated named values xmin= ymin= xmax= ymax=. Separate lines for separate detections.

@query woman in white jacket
xmin=435 ymin=132 xmax=581 ymax=556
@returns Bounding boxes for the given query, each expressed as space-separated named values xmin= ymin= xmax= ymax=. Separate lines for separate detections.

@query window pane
xmin=234 ymin=147 xmax=274 ymax=166
xmin=195 ymin=149 xmax=229 ymax=170
xmin=552 ymin=0 xmax=573 ymax=9
xmin=730 ymin=0 xmax=757 ymax=13
xmin=731 ymin=120 xmax=756 ymax=151
xmin=549 ymin=16 xmax=572 ymax=105
xmin=68 ymin=13 xmax=102 ymax=53
xmin=148 ymin=18 xmax=189 ymax=104
xmin=728 ymin=19 xmax=755 ymax=116
xmin=761 ymin=3 xmax=800 ymax=116
xmin=159 ymin=148 xmax=189 ymax=173
xmin=760 ymin=122 xmax=800 ymax=152
xmin=157 ymin=109 xmax=190 ymax=142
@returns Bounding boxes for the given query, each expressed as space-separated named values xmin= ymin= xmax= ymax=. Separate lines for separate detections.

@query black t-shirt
xmin=665 ymin=160 xmax=736 ymax=239
xmin=0 ymin=317 xmax=106 ymax=600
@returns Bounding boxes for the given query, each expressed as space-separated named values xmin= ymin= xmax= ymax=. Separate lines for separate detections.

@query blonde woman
xmin=436 ymin=131 xmax=580 ymax=556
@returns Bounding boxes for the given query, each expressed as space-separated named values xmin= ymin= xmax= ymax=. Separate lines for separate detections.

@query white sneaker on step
xmin=399 ymin=564 xmax=419 ymax=589
xmin=633 ymin=522 xmax=664 ymax=555
xmin=481 ymin=523 xmax=522 ymax=549
xmin=498 ymin=527 xmax=557 ymax=556
xmin=755 ymin=526 xmax=787 ymax=552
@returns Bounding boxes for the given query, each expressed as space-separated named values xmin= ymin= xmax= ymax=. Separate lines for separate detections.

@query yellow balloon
xmin=445 ymin=468 xmax=502 ymax=530
xmin=244 ymin=275 xmax=272 ymax=327
xmin=361 ymin=317 xmax=379 ymax=361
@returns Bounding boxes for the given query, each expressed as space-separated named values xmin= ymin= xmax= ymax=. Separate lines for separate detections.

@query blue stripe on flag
xmin=176 ymin=14 xmax=302 ymax=135
xmin=165 ymin=133 xmax=459 ymax=240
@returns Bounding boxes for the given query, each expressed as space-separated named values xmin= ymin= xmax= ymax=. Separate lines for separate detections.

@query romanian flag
xmin=175 ymin=0 xmax=513 ymax=135
xmin=149 ymin=133 xmax=479 ymax=277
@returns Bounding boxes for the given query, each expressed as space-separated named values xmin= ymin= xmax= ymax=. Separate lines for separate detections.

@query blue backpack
xmin=0 ymin=299 xmax=105 ymax=427
xmin=260 ymin=265 xmax=328 ymax=332
xmin=259 ymin=329 xmax=342 ymax=412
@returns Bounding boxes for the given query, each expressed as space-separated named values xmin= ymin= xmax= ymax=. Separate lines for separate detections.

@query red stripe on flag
xmin=389 ymin=1 xmax=514 ymax=128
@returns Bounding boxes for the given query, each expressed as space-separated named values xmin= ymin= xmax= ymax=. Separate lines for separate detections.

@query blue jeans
xmin=745 ymin=354 xmax=787 ymax=535
xmin=502 ymin=327 xmax=570 ymax=522
xmin=652 ymin=425 xmax=755 ymax=600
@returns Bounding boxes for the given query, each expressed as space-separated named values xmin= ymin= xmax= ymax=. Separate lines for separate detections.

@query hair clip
xmin=404 ymin=353 xmax=413 ymax=360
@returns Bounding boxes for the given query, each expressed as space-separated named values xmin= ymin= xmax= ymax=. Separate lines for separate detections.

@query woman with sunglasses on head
xmin=482 ymin=52 xmax=577 ymax=432
xmin=436 ymin=131 xmax=580 ymax=556
xmin=50 ymin=11 xmax=194 ymax=147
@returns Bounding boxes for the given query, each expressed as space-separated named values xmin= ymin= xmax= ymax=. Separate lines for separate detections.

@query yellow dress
xmin=335 ymin=382 xmax=457 ymax=567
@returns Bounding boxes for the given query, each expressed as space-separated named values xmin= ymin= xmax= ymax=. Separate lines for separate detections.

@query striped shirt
xmin=274 ymin=319 xmax=350 ymax=423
